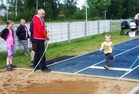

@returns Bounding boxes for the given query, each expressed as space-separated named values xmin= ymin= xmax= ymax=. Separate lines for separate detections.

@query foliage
xmin=107 ymin=0 xmax=139 ymax=19
xmin=122 ymin=0 xmax=139 ymax=19
xmin=0 ymin=0 xmax=139 ymax=22
xmin=107 ymin=0 xmax=125 ymax=19
xmin=87 ymin=0 xmax=111 ymax=19
xmin=62 ymin=0 xmax=77 ymax=19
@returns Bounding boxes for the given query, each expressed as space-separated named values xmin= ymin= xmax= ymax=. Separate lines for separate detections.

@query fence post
xmin=120 ymin=18 xmax=122 ymax=23
xmin=50 ymin=25 xmax=52 ymax=42
xmin=97 ymin=20 xmax=99 ymax=34
xmin=68 ymin=23 xmax=70 ymax=43
xmin=85 ymin=21 xmax=87 ymax=37
xmin=120 ymin=19 xmax=122 ymax=27
xmin=76 ymin=23 xmax=78 ymax=37
xmin=60 ymin=24 xmax=62 ymax=40
xmin=110 ymin=19 xmax=112 ymax=32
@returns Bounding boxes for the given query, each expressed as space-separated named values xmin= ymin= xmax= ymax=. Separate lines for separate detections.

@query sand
xmin=0 ymin=69 xmax=138 ymax=94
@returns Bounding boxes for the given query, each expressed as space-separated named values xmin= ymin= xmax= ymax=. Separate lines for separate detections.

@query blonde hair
xmin=6 ymin=20 xmax=14 ymax=27
xmin=105 ymin=34 xmax=111 ymax=38
xmin=20 ymin=19 xmax=25 ymax=23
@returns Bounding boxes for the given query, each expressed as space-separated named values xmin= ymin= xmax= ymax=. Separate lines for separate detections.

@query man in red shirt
xmin=33 ymin=9 xmax=51 ymax=72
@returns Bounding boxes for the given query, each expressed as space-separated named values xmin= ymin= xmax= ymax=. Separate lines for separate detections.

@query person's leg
xmin=34 ymin=40 xmax=40 ymax=70
xmin=30 ymin=50 xmax=34 ymax=62
xmin=9 ymin=45 xmax=14 ymax=64
xmin=38 ymin=40 xmax=46 ymax=70
xmin=105 ymin=53 xmax=110 ymax=66
xmin=30 ymin=42 xmax=36 ymax=63
xmin=20 ymin=40 xmax=30 ymax=56
xmin=6 ymin=44 xmax=14 ymax=70
xmin=109 ymin=53 xmax=115 ymax=61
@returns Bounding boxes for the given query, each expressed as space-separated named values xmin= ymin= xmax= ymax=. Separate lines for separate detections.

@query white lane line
xmin=114 ymin=49 xmax=127 ymax=51
xmin=89 ymin=66 xmax=132 ymax=71
xmin=74 ymin=45 xmax=139 ymax=74
xmin=128 ymin=84 xmax=139 ymax=94
xmin=118 ymin=44 xmax=138 ymax=46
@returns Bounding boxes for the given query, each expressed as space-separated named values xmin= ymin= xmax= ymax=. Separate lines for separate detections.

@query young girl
xmin=1 ymin=20 xmax=16 ymax=71
xmin=100 ymin=34 xmax=115 ymax=70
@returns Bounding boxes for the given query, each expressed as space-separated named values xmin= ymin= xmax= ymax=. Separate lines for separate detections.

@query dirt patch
xmin=0 ymin=69 xmax=138 ymax=94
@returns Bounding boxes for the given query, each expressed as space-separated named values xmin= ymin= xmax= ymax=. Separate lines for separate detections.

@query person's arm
xmin=112 ymin=42 xmax=114 ymax=50
xmin=100 ymin=42 xmax=104 ymax=51
xmin=12 ymin=29 xmax=15 ymax=44
xmin=16 ymin=25 xmax=21 ymax=37
xmin=1 ymin=28 xmax=9 ymax=40
xmin=30 ymin=22 xmax=33 ymax=34
xmin=45 ymin=26 xmax=49 ymax=40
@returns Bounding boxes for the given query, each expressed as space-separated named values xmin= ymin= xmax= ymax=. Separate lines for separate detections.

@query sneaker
xmin=31 ymin=60 xmax=34 ymax=63
xmin=42 ymin=68 xmax=51 ymax=73
xmin=6 ymin=65 xmax=13 ymax=71
xmin=104 ymin=65 xmax=109 ymax=70
xmin=34 ymin=68 xmax=41 ymax=72
xmin=10 ymin=64 xmax=17 ymax=68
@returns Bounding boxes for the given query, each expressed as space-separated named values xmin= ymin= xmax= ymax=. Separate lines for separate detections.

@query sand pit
xmin=0 ymin=69 xmax=138 ymax=94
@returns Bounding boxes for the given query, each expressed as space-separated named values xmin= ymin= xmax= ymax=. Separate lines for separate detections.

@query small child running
xmin=100 ymin=34 xmax=115 ymax=70
xmin=0 ymin=20 xmax=16 ymax=71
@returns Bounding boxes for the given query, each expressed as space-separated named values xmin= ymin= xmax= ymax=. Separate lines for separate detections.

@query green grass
xmin=0 ymin=31 xmax=136 ymax=69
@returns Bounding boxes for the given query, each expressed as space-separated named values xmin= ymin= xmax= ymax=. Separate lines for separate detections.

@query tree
xmin=44 ymin=0 xmax=60 ymax=21
xmin=0 ymin=0 xmax=5 ymax=8
xmin=23 ymin=0 xmax=36 ymax=21
xmin=122 ymin=0 xmax=139 ymax=19
xmin=62 ymin=0 xmax=77 ymax=19
xmin=87 ymin=0 xmax=111 ymax=20
xmin=107 ymin=0 xmax=126 ymax=19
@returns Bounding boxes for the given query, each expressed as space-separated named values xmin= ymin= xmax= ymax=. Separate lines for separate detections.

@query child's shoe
xmin=104 ymin=65 xmax=109 ymax=70
xmin=31 ymin=60 xmax=34 ymax=64
xmin=6 ymin=65 xmax=13 ymax=71
xmin=10 ymin=64 xmax=17 ymax=68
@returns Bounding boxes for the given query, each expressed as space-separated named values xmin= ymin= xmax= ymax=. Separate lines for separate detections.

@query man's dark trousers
xmin=34 ymin=40 xmax=46 ymax=70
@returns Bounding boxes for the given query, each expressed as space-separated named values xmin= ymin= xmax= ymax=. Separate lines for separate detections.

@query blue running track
xmin=48 ymin=38 xmax=139 ymax=81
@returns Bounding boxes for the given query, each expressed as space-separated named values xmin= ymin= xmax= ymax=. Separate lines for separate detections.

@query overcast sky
xmin=77 ymin=0 xmax=85 ymax=8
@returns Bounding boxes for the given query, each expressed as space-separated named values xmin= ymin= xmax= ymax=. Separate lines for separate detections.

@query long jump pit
xmin=0 ymin=68 xmax=138 ymax=94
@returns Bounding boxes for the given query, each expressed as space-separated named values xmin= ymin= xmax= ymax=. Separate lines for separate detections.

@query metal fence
xmin=0 ymin=20 xmax=121 ymax=52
